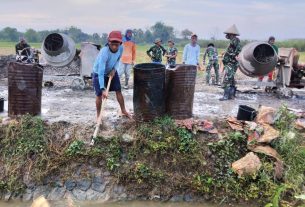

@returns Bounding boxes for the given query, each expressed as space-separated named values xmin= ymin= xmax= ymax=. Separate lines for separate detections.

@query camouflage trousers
xmin=206 ymin=61 xmax=220 ymax=84
xmin=223 ymin=63 xmax=238 ymax=89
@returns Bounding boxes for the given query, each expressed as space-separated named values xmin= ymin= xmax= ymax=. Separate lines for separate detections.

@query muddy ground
xmin=0 ymin=55 xmax=304 ymax=128
xmin=0 ymin=68 xmax=304 ymax=131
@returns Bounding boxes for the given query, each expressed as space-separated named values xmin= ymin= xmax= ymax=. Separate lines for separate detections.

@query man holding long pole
xmin=92 ymin=31 xmax=131 ymax=120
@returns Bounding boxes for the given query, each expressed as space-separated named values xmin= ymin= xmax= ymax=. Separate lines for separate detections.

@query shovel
xmin=90 ymin=75 xmax=113 ymax=145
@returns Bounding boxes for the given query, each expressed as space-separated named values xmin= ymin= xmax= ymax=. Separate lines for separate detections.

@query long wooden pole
xmin=90 ymin=76 xmax=113 ymax=145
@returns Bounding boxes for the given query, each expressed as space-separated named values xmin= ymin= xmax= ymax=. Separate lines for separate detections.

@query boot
xmin=215 ymin=78 xmax=221 ymax=86
xmin=206 ymin=75 xmax=210 ymax=85
xmin=215 ymin=75 xmax=220 ymax=86
xmin=219 ymin=87 xmax=230 ymax=101
xmin=123 ymin=78 xmax=129 ymax=89
xmin=229 ymin=86 xmax=237 ymax=99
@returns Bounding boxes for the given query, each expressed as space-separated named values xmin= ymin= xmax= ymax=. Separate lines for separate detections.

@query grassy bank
xmin=0 ymin=106 xmax=304 ymax=205
xmin=1 ymin=42 xmax=304 ymax=64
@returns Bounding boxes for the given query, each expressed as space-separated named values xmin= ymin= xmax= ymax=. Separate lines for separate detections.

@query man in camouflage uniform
xmin=220 ymin=24 xmax=242 ymax=101
xmin=146 ymin=38 xmax=167 ymax=64
xmin=15 ymin=37 xmax=31 ymax=56
xmin=203 ymin=43 xmax=219 ymax=85
xmin=165 ymin=40 xmax=178 ymax=68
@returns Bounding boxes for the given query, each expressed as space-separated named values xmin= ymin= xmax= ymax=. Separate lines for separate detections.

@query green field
xmin=0 ymin=42 xmax=42 ymax=56
xmin=298 ymin=52 xmax=305 ymax=62
xmin=1 ymin=41 xmax=304 ymax=64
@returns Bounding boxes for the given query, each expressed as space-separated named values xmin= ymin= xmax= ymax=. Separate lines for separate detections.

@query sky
xmin=0 ymin=0 xmax=304 ymax=40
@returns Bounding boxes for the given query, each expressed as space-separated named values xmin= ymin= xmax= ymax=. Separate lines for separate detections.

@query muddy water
xmin=0 ymin=201 xmax=248 ymax=207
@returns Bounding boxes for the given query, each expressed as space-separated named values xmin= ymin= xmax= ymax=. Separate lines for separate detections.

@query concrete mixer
xmin=41 ymin=33 xmax=77 ymax=67
xmin=40 ymin=33 xmax=100 ymax=89
xmin=238 ymin=42 xmax=305 ymax=98
xmin=238 ymin=42 xmax=278 ymax=77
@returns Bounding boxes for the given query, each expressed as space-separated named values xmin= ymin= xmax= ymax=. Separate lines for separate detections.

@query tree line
xmin=1 ymin=22 xmax=305 ymax=51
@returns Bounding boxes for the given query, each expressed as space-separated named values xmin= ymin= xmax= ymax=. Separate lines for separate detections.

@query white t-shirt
xmin=183 ymin=43 xmax=200 ymax=65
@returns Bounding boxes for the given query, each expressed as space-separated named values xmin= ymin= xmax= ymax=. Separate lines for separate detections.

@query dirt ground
xmin=1 ymin=71 xmax=304 ymax=132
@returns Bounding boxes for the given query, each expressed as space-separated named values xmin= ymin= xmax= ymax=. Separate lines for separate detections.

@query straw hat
xmin=224 ymin=24 xmax=240 ymax=36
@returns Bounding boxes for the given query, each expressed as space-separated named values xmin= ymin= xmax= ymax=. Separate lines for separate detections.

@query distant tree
xmin=37 ymin=30 xmax=52 ymax=42
xmin=1 ymin=24 xmax=305 ymax=52
xmin=101 ymin=33 xmax=108 ymax=45
xmin=151 ymin=22 xmax=174 ymax=42
xmin=181 ymin=29 xmax=193 ymax=40
xmin=0 ymin=27 xmax=20 ymax=41
xmin=24 ymin=29 xmax=39 ymax=42
xmin=92 ymin=33 xmax=101 ymax=44
xmin=62 ymin=26 xmax=89 ymax=42
xmin=132 ymin=29 xmax=145 ymax=43
xmin=144 ymin=30 xmax=153 ymax=44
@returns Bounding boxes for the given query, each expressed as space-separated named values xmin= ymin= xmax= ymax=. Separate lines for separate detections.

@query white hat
xmin=224 ymin=24 xmax=240 ymax=36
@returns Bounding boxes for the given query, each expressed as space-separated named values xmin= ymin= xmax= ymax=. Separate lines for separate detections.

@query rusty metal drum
xmin=133 ymin=63 xmax=166 ymax=121
xmin=8 ymin=62 xmax=43 ymax=116
xmin=165 ymin=64 xmax=197 ymax=119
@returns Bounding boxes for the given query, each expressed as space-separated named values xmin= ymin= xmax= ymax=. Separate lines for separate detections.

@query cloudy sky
xmin=0 ymin=0 xmax=304 ymax=40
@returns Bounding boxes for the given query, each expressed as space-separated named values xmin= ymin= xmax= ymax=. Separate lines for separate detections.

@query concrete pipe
xmin=41 ymin=33 xmax=76 ymax=67
xmin=238 ymin=42 xmax=278 ymax=77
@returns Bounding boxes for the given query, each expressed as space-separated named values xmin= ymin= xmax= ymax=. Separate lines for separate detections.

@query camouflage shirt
xmin=147 ymin=45 xmax=166 ymax=62
xmin=203 ymin=46 xmax=218 ymax=63
xmin=166 ymin=47 xmax=178 ymax=66
xmin=15 ymin=43 xmax=31 ymax=56
xmin=223 ymin=37 xmax=241 ymax=65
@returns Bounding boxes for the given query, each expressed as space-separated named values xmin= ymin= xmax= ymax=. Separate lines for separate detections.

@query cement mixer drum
xmin=238 ymin=42 xmax=278 ymax=77
xmin=41 ymin=33 xmax=76 ymax=67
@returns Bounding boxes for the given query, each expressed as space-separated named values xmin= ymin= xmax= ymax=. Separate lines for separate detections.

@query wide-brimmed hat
xmin=224 ymin=24 xmax=240 ymax=36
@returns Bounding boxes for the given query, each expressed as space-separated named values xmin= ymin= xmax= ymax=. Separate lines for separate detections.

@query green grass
xmin=1 ymin=41 xmax=305 ymax=64
xmin=298 ymin=52 xmax=305 ymax=62
xmin=131 ymin=44 xmax=224 ymax=65
xmin=0 ymin=110 xmax=304 ymax=205
xmin=136 ymin=44 xmax=183 ymax=64
xmin=0 ymin=41 xmax=41 ymax=56
xmin=0 ymin=41 xmax=220 ymax=65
